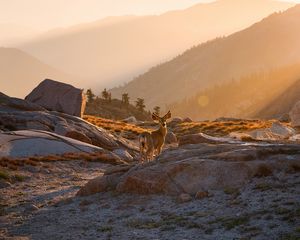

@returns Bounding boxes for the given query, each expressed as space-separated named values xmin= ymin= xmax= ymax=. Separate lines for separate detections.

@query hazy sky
xmin=0 ymin=0 xmax=299 ymax=31
xmin=0 ymin=0 xmax=212 ymax=30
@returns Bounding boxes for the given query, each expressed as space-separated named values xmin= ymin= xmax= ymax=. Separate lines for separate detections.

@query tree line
xmin=85 ymin=88 xmax=161 ymax=115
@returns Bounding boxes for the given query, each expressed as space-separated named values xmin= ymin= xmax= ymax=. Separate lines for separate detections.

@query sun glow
xmin=197 ymin=95 xmax=210 ymax=107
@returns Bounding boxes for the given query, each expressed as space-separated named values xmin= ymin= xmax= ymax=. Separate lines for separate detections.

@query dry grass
xmin=85 ymin=115 xmax=289 ymax=141
xmin=84 ymin=115 xmax=147 ymax=138
xmin=84 ymin=115 xmax=281 ymax=140
xmin=173 ymin=120 xmax=277 ymax=137
xmin=0 ymin=168 xmax=26 ymax=183
xmin=0 ymin=151 xmax=124 ymax=170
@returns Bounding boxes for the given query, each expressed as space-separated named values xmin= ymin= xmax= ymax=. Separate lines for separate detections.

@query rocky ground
xmin=1 ymin=141 xmax=299 ymax=240
xmin=1 ymin=92 xmax=300 ymax=239
xmin=0 ymin=160 xmax=112 ymax=239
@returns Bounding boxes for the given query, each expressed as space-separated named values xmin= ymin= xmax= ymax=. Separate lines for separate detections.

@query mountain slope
xmin=19 ymin=0 xmax=294 ymax=91
xmin=167 ymin=64 xmax=300 ymax=120
xmin=0 ymin=48 xmax=80 ymax=98
xmin=254 ymin=78 xmax=300 ymax=119
xmin=111 ymin=4 xmax=300 ymax=109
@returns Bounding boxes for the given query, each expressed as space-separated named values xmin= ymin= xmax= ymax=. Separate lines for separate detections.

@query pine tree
xmin=102 ymin=88 xmax=109 ymax=100
xmin=122 ymin=93 xmax=130 ymax=105
xmin=153 ymin=106 xmax=160 ymax=116
xmin=135 ymin=98 xmax=146 ymax=112
xmin=86 ymin=88 xmax=95 ymax=103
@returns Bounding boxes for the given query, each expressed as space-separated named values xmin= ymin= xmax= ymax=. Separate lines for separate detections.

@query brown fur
xmin=139 ymin=111 xmax=171 ymax=163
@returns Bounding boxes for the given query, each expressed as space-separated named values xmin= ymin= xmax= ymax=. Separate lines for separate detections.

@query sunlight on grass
xmin=83 ymin=115 xmax=147 ymax=138
xmin=0 ymin=151 xmax=123 ymax=170
xmin=174 ymin=120 xmax=277 ymax=137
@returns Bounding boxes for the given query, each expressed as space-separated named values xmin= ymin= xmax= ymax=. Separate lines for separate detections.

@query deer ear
xmin=152 ymin=113 xmax=159 ymax=121
xmin=163 ymin=111 xmax=171 ymax=120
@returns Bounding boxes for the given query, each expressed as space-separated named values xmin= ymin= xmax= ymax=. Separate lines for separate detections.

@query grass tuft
xmin=224 ymin=187 xmax=240 ymax=195
xmin=0 ymin=170 xmax=9 ymax=180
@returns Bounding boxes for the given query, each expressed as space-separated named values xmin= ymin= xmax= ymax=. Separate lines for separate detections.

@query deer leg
xmin=150 ymin=149 xmax=154 ymax=162
xmin=139 ymin=146 xmax=143 ymax=163
xmin=146 ymin=148 xmax=153 ymax=162
xmin=157 ymin=146 xmax=162 ymax=156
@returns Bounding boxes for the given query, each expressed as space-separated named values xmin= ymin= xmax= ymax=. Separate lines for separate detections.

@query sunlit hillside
xmin=18 ymin=0 xmax=294 ymax=94
xmin=111 ymin=5 xmax=300 ymax=110
xmin=255 ymin=77 xmax=300 ymax=119
xmin=167 ymin=64 xmax=300 ymax=120
xmin=0 ymin=48 xmax=81 ymax=98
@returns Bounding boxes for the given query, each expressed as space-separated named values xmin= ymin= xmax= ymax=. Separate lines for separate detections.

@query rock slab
xmin=78 ymin=142 xmax=300 ymax=196
xmin=0 ymin=130 xmax=103 ymax=157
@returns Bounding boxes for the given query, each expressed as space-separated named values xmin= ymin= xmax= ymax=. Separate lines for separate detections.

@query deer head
xmin=152 ymin=111 xmax=172 ymax=128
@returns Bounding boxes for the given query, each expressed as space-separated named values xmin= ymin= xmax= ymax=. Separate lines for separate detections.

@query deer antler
xmin=162 ymin=110 xmax=171 ymax=120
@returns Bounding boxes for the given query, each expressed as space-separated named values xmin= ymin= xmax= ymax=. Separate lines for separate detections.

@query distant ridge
xmin=19 ymin=0 xmax=294 ymax=91
xmin=0 ymin=48 xmax=80 ymax=98
xmin=111 ymin=4 xmax=300 ymax=109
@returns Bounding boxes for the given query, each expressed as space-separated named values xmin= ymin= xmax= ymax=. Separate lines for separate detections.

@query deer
xmin=139 ymin=111 xmax=172 ymax=163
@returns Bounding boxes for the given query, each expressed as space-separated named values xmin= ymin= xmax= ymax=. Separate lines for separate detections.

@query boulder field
xmin=2 ymin=82 xmax=300 ymax=199
xmin=0 ymin=90 xmax=137 ymax=160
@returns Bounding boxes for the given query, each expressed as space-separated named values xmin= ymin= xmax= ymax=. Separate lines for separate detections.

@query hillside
xmin=111 ymin=4 xmax=300 ymax=109
xmin=0 ymin=48 xmax=80 ymax=98
xmin=167 ymin=64 xmax=300 ymax=120
xmin=254 ymin=78 xmax=300 ymax=119
xmin=19 ymin=0 xmax=294 ymax=92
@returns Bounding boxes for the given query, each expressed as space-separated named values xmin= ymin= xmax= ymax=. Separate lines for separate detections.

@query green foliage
xmin=0 ymin=170 xmax=9 ymax=180
xmin=14 ymin=174 xmax=25 ymax=182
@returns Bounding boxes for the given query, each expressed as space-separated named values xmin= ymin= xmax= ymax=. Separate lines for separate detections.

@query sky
xmin=0 ymin=0 xmax=213 ymax=31
xmin=1 ymin=0 xmax=298 ymax=31
xmin=0 ymin=0 xmax=299 ymax=34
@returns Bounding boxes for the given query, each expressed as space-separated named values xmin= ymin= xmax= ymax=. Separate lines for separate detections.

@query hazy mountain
xmin=19 ymin=0 xmax=294 ymax=92
xmin=254 ymin=78 xmax=300 ymax=120
xmin=0 ymin=48 xmax=80 ymax=98
xmin=167 ymin=64 xmax=300 ymax=120
xmin=111 ymin=4 xmax=300 ymax=110
xmin=0 ymin=23 xmax=41 ymax=46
